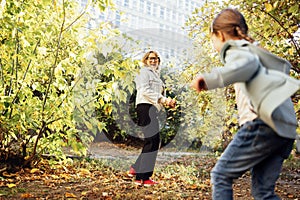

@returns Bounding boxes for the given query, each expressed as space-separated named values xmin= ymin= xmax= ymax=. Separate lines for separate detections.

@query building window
xmin=153 ymin=3 xmax=157 ymax=17
xmin=160 ymin=6 xmax=165 ymax=19
xmin=124 ymin=0 xmax=129 ymax=7
xmin=140 ymin=0 xmax=144 ymax=12
xmin=166 ymin=8 xmax=170 ymax=21
xmin=80 ymin=0 xmax=87 ymax=7
xmin=99 ymin=12 xmax=105 ymax=20
xmin=132 ymin=0 xmax=137 ymax=10
xmin=185 ymin=0 xmax=189 ymax=11
xmin=146 ymin=1 xmax=152 ymax=15
xmin=178 ymin=0 xmax=183 ymax=9
xmin=115 ymin=12 xmax=121 ymax=27
xmin=159 ymin=23 xmax=164 ymax=31
xmin=191 ymin=2 xmax=195 ymax=11
xmin=172 ymin=10 xmax=176 ymax=22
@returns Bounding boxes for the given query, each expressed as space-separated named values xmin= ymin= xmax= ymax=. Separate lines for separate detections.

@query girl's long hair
xmin=211 ymin=8 xmax=255 ymax=43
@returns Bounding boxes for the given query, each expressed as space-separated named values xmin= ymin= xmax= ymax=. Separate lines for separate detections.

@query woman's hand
xmin=190 ymin=76 xmax=207 ymax=92
xmin=166 ymin=98 xmax=176 ymax=108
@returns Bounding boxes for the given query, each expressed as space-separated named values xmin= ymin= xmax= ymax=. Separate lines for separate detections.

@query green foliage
xmin=91 ymin=44 xmax=184 ymax=146
xmin=94 ymin=51 xmax=140 ymax=140
xmin=169 ymin=1 xmax=231 ymax=151
xmin=183 ymin=0 xmax=299 ymax=150
xmin=1 ymin=0 xmax=299 ymax=169
xmin=228 ymin=0 xmax=299 ymax=71
xmin=0 ymin=0 xmax=115 ymax=168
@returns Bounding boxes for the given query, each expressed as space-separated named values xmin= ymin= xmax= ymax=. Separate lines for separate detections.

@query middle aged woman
xmin=127 ymin=50 xmax=176 ymax=186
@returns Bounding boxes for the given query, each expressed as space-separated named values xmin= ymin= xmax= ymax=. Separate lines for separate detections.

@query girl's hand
xmin=190 ymin=76 xmax=207 ymax=92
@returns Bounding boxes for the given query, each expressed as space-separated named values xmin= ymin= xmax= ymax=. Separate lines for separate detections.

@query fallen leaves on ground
xmin=0 ymin=151 xmax=299 ymax=199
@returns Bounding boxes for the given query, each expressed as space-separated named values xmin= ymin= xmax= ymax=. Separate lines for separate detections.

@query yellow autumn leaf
xmin=78 ymin=168 xmax=91 ymax=176
xmin=99 ymin=98 xmax=105 ymax=107
xmin=84 ymin=121 xmax=93 ymax=130
xmin=7 ymin=183 xmax=16 ymax=188
xmin=2 ymin=171 xmax=17 ymax=178
xmin=61 ymin=173 xmax=71 ymax=180
xmin=65 ymin=192 xmax=77 ymax=198
xmin=51 ymin=175 xmax=60 ymax=179
xmin=21 ymin=193 xmax=34 ymax=198
xmin=97 ymin=122 xmax=107 ymax=132
xmin=265 ymin=3 xmax=273 ymax=12
xmin=30 ymin=168 xmax=40 ymax=173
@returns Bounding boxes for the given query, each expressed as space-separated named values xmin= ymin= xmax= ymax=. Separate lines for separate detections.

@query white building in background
xmin=113 ymin=0 xmax=202 ymax=60
xmin=81 ymin=0 xmax=202 ymax=61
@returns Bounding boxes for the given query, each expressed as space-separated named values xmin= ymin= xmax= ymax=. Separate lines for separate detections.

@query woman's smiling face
xmin=146 ymin=53 xmax=160 ymax=69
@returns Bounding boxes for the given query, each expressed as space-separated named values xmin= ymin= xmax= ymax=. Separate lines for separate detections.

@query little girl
xmin=191 ymin=8 xmax=299 ymax=199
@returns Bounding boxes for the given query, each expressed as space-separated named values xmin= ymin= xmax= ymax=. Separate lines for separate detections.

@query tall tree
xmin=0 ymin=0 xmax=116 ymax=170
xmin=181 ymin=0 xmax=299 ymax=149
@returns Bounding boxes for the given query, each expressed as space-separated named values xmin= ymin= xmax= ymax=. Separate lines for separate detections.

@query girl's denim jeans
xmin=211 ymin=119 xmax=294 ymax=200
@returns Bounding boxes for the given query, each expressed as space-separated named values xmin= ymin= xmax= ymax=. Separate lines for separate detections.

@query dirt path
xmin=0 ymin=141 xmax=298 ymax=200
xmin=88 ymin=141 xmax=300 ymax=200
xmin=88 ymin=142 xmax=201 ymax=168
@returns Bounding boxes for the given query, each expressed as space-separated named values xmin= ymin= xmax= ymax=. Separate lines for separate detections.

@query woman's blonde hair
xmin=211 ymin=8 xmax=255 ymax=43
xmin=142 ymin=50 xmax=160 ymax=66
